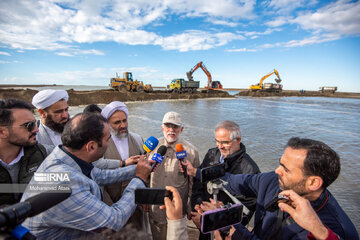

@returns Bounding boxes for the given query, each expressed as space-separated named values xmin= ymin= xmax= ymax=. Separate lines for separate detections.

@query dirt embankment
xmin=0 ymin=88 xmax=233 ymax=106
xmin=236 ymin=90 xmax=360 ymax=99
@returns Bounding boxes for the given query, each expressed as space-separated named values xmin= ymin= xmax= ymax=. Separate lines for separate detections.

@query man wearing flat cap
xmin=148 ymin=111 xmax=200 ymax=240
xmin=101 ymin=101 xmax=146 ymax=229
xmin=32 ymin=89 xmax=70 ymax=154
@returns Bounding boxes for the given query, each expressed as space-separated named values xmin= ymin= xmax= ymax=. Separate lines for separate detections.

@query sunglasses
xmin=19 ymin=120 xmax=37 ymax=132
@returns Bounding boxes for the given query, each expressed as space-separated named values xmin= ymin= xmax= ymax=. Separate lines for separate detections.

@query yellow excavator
xmin=250 ymin=69 xmax=282 ymax=92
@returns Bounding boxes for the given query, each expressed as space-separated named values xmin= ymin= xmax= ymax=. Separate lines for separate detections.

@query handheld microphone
xmin=0 ymin=191 xmax=71 ymax=228
xmin=143 ymin=136 xmax=159 ymax=153
xmin=175 ymin=143 xmax=187 ymax=178
xmin=151 ymin=145 xmax=167 ymax=172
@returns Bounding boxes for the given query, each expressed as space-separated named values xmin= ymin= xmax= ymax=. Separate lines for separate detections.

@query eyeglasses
xmin=164 ymin=123 xmax=180 ymax=129
xmin=19 ymin=120 xmax=37 ymax=132
xmin=215 ymin=139 xmax=233 ymax=146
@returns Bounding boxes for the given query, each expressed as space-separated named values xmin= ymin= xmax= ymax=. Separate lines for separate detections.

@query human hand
xmin=190 ymin=211 xmax=201 ymax=229
xmin=181 ymin=159 xmax=197 ymax=177
xmin=159 ymin=186 xmax=183 ymax=220
xmin=279 ymin=190 xmax=329 ymax=240
xmin=125 ymin=155 xmax=141 ymax=166
xmin=199 ymin=198 xmax=224 ymax=212
xmin=135 ymin=155 xmax=151 ymax=182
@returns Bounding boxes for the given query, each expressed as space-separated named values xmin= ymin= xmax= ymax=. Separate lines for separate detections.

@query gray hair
xmin=214 ymin=120 xmax=241 ymax=141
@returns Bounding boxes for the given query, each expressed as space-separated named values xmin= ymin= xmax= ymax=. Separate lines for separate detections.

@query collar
xmin=310 ymin=189 xmax=329 ymax=212
xmin=59 ymin=145 xmax=94 ymax=179
xmin=0 ymin=147 xmax=24 ymax=166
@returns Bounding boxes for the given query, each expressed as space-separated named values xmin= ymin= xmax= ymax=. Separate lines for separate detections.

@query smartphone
xmin=265 ymin=193 xmax=290 ymax=212
xmin=135 ymin=188 xmax=173 ymax=205
xmin=200 ymin=163 xmax=225 ymax=183
xmin=201 ymin=203 xmax=243 ymax=234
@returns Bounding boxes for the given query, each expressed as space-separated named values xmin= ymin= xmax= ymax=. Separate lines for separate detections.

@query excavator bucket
xmin=275 ymin=78 xmax=281 ymax=83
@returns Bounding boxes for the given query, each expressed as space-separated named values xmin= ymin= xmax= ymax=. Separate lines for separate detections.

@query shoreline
xmin=0 ymin=87 xmax=359 ymax=107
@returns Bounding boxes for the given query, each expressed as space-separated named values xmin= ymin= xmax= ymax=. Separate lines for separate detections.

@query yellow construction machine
xmin=250 ymin=69 xmax=282 ymax=92
xmin=186 ymin=61 xmax=223 ymax=90
xmin=109 ymin=72 xmax=153 ymax=92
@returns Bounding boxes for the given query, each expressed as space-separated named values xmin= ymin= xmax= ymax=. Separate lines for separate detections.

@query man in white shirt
xmin=101 ymin=101 xmax=146 ymax=229
xmin=32 ymin=89 xmax=70 ymax=154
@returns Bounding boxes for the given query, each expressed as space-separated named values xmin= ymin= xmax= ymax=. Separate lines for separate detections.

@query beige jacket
xmin=148 ymin=137 xmax=200 ymax=224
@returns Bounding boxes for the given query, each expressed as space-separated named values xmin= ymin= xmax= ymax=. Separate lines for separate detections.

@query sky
xmin=0 ymin=0 xmax=359 ymax=92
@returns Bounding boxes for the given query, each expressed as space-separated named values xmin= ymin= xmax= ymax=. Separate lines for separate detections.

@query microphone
xmin=143 ymin=136 xmax=159 ymax=153
xmin=0 ymin=191 xmax=71 ymax=228
xmin=11 ymin=224 xmax=36 ymax=240
xmin=175 ymin=143 xmax=187 ymax=178
xmin=151 ymin=145 xmax=167 ymax=172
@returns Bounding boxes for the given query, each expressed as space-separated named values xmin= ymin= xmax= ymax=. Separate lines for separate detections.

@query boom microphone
xmin=175 ymin=143 xmax=187 ymax=178
xmin=143 ymin=136 xmax=159 ymax=153
xmin=0 ymin=191 xmax=71 ymax=228
xmin=151 ymin=145 xmax=167 ymax=172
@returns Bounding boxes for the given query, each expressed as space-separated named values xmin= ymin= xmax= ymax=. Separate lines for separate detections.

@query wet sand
xmin=0 ymin=86 xmax=359 ymax=107
xmin=0 ymin=88 xmax=233 ymax=106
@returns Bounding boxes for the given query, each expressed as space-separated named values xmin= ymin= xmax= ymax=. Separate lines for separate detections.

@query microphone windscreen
xmin=28 ymin=191 xmax=71 ymax=217
xmin=143 ymin=136 xmax=159 ymax=153
xmin=175 ymin=143 xmax=184 ymax=152
xmin=157 ymin=145 xmax=167 ymax=156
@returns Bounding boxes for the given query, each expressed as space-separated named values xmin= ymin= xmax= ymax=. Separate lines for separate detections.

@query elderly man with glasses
xmin=147 ymin=111 xmax=200 ymax=240
xmin=0 ymin=99 xmax=47 ymax=206
xmin=190 ymin=120 xmax=260 ymax=240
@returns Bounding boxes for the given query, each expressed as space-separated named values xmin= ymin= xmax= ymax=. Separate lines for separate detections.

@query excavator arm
xmin=186 ymin=61 xmax=213 ymax=88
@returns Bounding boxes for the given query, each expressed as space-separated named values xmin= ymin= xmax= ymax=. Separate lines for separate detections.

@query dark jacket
xmin=225 ymin=172 xmax=359 ymax=240
xmin=191 ymin=143 xmax=260 ymax=210
xmin=0 ymin=144 xmax=47 ymax=206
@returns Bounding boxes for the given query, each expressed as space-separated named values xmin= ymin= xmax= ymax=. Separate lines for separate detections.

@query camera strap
xmin=267 ymin=209 xmax=284 ymax=240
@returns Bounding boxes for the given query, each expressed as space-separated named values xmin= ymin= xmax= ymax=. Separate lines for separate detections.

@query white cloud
xmin=265 ymin=16 xmax=290 ymax=27
xmin=0 ymin=51 xmax=10 ymax=56
xmin=0 ymin=60 xmax=10 ymax=64
xmin=265 ymin=0 xmax=318 ymax=14
xmin=0 ymin=0 xmax=256 ymax=53
xmin=259 ymin=33 xmax=341 ymax=49
xmin=291 ymin=0 xmax=360 ymax=36
xmin=161 ymin=30 xmax=244 ymax=52
xmin=226 ymin=48 xmax=257 ymax=52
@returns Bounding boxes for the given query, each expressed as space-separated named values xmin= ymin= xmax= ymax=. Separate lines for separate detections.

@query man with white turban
xmin=32 ymin=89 xmax=70 ymax=154
xmin=101 ymin=101 xmax=146 ymax=230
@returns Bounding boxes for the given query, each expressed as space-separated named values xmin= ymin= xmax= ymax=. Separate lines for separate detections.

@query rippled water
xmin=69 ymin=96 xmax=360 ymax=232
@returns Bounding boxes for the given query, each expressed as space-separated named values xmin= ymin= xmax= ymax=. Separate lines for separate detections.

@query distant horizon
xmin=1 ymin=83 xmax=359 ymax=93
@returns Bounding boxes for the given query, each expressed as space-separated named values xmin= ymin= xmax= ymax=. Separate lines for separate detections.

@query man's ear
xmin=236 ymin=137 xmax=241 ymax=145
xmin=38 ymin=109 xmax=47 ymax=118
xmin=306 ymin=176 xmax=323 ymax=191
xmin=85 ymin=141 xmax=97 ymax=153
xmin=0 ymin=126 xmax=9 ymax=139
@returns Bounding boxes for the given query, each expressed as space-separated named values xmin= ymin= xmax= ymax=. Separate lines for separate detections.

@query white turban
xmin=101 ymin=101 xmax=128 ymax=119
xmin=32 ymin=89 xmax=69 ymax=109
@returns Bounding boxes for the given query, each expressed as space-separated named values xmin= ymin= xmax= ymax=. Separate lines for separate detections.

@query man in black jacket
xmin=190 ymin=120 xmax=260 ymax=240
xmin=0 ymin=99 xmax=47 ymax=206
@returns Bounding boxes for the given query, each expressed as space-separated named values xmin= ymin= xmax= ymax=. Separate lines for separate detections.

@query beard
xmin=164 ymin=131 xmax=178 ymax=144
xmin=110 ymin=127 xmax=128 ymax=139
xmin=9 ymin=133 xmax=38 ymax=147
xmin=45 ymin=114 xmax=68 ymax=133
xmin=279 ymin=177 xmax=308 ymax=196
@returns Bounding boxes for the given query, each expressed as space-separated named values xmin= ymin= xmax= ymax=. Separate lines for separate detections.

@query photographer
xmin=183 ymin=137 xmax=358 ymax=239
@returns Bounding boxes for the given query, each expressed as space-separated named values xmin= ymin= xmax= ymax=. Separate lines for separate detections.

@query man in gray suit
xmin=101 ymin=101 xmax=146 ymax=229
xmin=32 ymin=89 xmax=70 ymax=154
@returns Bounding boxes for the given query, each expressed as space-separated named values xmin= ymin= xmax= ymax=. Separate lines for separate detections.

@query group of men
xmin=0 ymin=89 xmax=358 ymax=240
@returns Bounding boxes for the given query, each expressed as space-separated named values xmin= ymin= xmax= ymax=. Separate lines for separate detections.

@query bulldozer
xmin=109 ymin=72 xmax=153 ymax=92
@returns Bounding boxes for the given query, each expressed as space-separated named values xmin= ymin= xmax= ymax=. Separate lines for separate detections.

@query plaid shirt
xmin=21 ymin=146 xmax=144 ymax=240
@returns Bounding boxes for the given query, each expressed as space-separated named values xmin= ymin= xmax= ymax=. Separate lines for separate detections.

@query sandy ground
xmin=0 ymin=88 xmax=233 ymax=106
xmin=0 ymin=87 xmax=359 ymax=107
